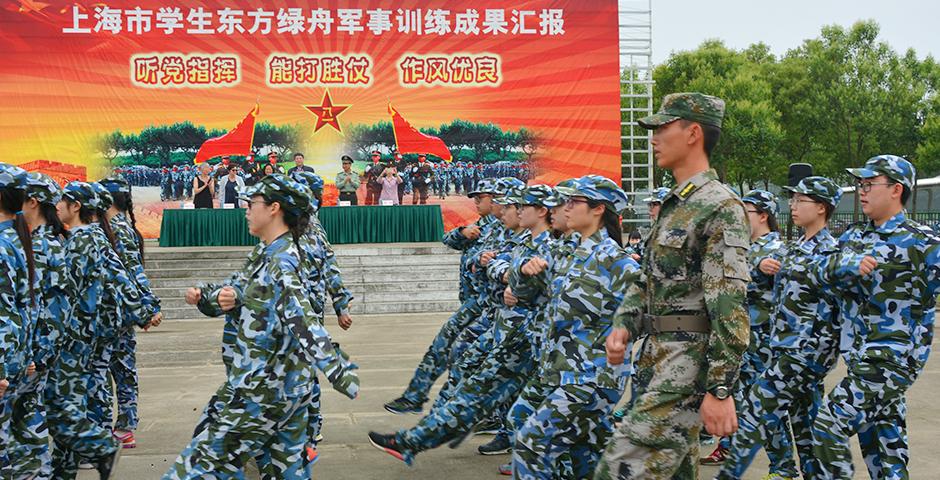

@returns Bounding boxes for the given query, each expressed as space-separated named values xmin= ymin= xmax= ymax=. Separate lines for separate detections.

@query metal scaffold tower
xmin=618 ymin=0 xmax=654 ymax=230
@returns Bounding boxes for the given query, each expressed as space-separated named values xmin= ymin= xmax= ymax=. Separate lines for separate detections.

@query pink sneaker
xmin=113 ymin=430 xmax=136 ymax=449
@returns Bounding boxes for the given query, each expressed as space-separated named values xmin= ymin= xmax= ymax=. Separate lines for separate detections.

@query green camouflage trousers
xmin=595 ymin=334 xmax=708 ymax=480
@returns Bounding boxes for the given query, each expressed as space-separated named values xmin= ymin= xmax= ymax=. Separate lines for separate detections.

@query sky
xmin=641 ymin=0 xmax=939 ymax=64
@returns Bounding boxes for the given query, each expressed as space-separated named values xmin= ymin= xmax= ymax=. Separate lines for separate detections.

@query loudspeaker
xmin=788 ymin=163 xmax=813 ymax=187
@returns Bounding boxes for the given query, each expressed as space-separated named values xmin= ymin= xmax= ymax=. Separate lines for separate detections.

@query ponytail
xmin=287 ymin=210 xmax=311 ymax=252
xmin=1 ymin=188 xmax=35 ymax=306
xmin=97 ymin=208 xmax=118 ymax=250
xmin=602 ymin=209 xmax=623 ymax=247
xmin=40 ymin=202 xmax=69 ymax=239
xmin=112 ymin=191 xmax=145 ymax=265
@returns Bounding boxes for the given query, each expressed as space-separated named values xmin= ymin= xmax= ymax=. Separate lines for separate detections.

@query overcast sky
xmin=643 ymin=0 xmax=938 ymax=64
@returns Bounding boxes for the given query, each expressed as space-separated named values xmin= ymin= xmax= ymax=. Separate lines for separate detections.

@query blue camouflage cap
xmin=520 ymin=185 xmax=562 ymax=208
xmin=290 ymin=170 xmax=324 ymax=194
xmin=571 ymin=175 xmax=630 ymax=214
xmin=25 ymin=172 xmax=62 ymax=205
xmin=643 ymin=187 xmax=670 ymax=204
xmin=468 ymin=178 xmax=498 ymax=197
xmin=846 ymin=154 xmax=915 ymax=190
xmin=62 ymin=181 xmax=101 ymax=210
xmin=494 ymin=177 xmax=526 ymax=196
xmin=493 ymin=186 xmax=525 ymax=205
xmin=783 ymin=176 xmax=842 ymax=207
xmin=554 ymin=178 xmax=579 ymax=198
xmin=90 ymin=182 xmax=113 ymax=210
xmin=742 ymin=189 xmax=779 ymax=216
xmin=99 ymin=175 xmax=131 ymax=194
xmin=239 ymin=173 xmax=312 ymax=216
xmin=0 ymin=163 xmax=28 ymax=190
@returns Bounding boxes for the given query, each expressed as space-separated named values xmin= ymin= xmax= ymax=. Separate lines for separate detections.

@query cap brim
xmin=846 ymin=167 xmax=880 ymax=180
xmin=637 ymin=114 xmax=681 ymax=129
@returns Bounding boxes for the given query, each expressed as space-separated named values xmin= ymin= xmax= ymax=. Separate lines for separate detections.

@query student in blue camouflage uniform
xmin=716 ymin=178 xmax=843 ymax=480
xmin=508 ymin=176 xmax=639 ymax=479
xmin=165 ymin=174 xmax=359 ymax=479
xmin=50 ymin=181 xmax=160 ymax=479
xmin=367 ymin=186 xmax=565 ymax=463
xmin=808 ymin=155 xmax=939 ymax=480
xmin=0 ymin=164 xmax=38 ymax=479
xmin=6 ymin=172 xmax=70 ymax=479
xmin=436 ymin=163 xmax=449 ymax=199
xmin=384 ymin=179 xmax=501 ymax=415
xmin=702 ymin=189 xmax=795 ymax=476
xmin=99 ymin=175 xmax=160 ymax=450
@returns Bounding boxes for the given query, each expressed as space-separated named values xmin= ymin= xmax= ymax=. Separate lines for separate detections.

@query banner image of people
xmin=1 ymin=0 xmax=622 ymax=236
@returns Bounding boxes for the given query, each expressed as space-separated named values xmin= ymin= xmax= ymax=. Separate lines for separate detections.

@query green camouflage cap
xmin=571 ymin=174 xmax=630 ymax=214
xmin=520 ymin=185 xmax=562 ymax=208
xmin=90 ymin=182 xmax=113 ymax=210
xmin=846 ymin=154 xmax=915 ymax=191
xmin=782 ymin=175 xmax=842 ymax=208
xmin=62 ymin=181 xmax=101 ymax=210
xmin=25 ymin=172 xmax=62 ymax=205
xmin=638 ymin=92 xmax=726 ymax=129
xmin=742 ymin=189 xmax=779 ymax=216
xmin=99 ymin=175 xmax=131 ymax=194
xmin=239 ymin=173 xmax=312 ymax=216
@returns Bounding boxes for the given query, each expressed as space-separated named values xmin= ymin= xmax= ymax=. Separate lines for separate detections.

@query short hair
xmin=294 ymin=152 xmax=304 ymax=159
xmin=807 ymin=194 xmax=835 ymax=221
xmin=679 ymin=119 xmax=722 ymax=158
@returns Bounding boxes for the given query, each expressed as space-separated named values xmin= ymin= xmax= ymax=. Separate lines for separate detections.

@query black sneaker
xmin=478 ymin=433 xmax=512 ymax=455
xmin=96 ymin=447 xmax=122 ymax=480
xmin=473 ymin=418 xmax=502 ymax=435
xmin=383 ymin=396 xmax=423 ymax=415
xmin=368 ymin=432 xmax=406 ymax=463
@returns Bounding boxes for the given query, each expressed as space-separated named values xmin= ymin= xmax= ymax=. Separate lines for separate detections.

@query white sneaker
xmin=78 ymin=462 xmax=95 ymax=470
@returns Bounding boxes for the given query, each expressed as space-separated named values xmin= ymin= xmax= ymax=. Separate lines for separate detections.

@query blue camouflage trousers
xmin=433 ymin=305 xmax=495 ymax=408
xmin=46 ymin=339 xmax=119 ymax=480
xmin=5 ymin=370 xmax=54 ymax=479
xmin=109 ymin=329 xmax=140 ymax=431
xmin=511 ymin=380 xmax=622 ymax=480
xmin=716 ymin=352 xmax=822 ymax=479
xmin=401 ymin=298 xmax=480 ymax=405
xmin=88 ymin=336 xmax=117 ymax=433
xmin=812 ymin=359 xmax=912 ymax=480
xmin=397 ymin=324 xmax=536 ymax=464
xmin=165 ymin=385 xmax=311 ymax=480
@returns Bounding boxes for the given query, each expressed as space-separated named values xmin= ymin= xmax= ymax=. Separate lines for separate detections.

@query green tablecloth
xmin=159 ymin=205 xmax=445 ymax=246
xmin=319 ymin=205 xmax=445 ymax=244
xmin=159 ymin=208 xmax=256 ymax=247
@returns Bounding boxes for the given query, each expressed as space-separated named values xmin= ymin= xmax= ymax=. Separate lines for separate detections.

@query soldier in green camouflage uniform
xmin=809 ymin=156 xmax=939 ymax=480
xmin=165 ymin=175 xmax=359 ymax=479
xmin=596 ymin=93 xmax=751 ymax=480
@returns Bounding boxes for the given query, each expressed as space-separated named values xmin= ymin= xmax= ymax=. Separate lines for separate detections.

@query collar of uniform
xmin=669 ymin=169 xmax=718 ymax=202
xmin=754 ymin=230 xmax=780 ymax=247
xmin=531 ymin=228 xmax=553 ymax=246
xmin=69 ymin=223 xmax=93 ymax=233
xmin=263 ymin=231 xmax=292 ymax=254
xmin=797 ymin=227 xmax=830 ymax=254
xmin=865 ymin=210 xmax=907 ymax=235
xmin=574 ymin=228 xmax=609 ymax=259
xmin=0 ymin=219 xmax=13 ymax=231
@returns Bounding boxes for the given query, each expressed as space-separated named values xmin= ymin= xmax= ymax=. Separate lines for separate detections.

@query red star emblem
xmin=303 ymin=90 xmax=349 ymax=133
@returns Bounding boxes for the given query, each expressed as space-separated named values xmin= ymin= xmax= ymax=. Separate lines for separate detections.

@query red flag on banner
xmin=193 ymin=104 xmax=259 ymax=164
xmin=388 ymin=104 xmax=452 ymax=161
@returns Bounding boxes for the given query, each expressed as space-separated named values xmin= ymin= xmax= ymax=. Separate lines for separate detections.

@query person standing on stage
xmin=411 ymin=154 xmax=433 ymax=205
xmin=335 ymin=155 xmax=360 ymax=205
xmin=218 ymin=167 xmax=245 ymax=208
xmin=365 ymin=151 xmax=386 ymax=206
xmin=287 ymin=153 xmax=315 ymax=176
xmin=192 ymin=163 xmax=214 ymax=209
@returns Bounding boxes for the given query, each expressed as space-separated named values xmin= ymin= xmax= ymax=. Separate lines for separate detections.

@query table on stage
xmin=158 ymin=204 xmax=445 ymax=247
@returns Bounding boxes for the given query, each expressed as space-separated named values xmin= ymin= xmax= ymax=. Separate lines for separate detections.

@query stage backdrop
xmin=0 ymin=1 xmax=621 ymax=237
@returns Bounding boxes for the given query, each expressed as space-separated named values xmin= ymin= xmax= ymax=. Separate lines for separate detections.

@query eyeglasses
xmin=246 ymin=200 xmax=269 ymax=209
xmin=565 ymin=197 xmax=590 ymax=207
xmin=788 ymin=198 xmax=818 ymax=206
xmin=858 ymin=182 xmax=894 ymax=193
xmin=745 ymin=209 xmax=761 ymax=215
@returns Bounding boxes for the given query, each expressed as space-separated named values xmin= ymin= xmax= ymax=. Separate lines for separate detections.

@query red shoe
xmin=306 ymin=446 xmax=319 ymax=465
xmin=699 ymin=445 xmax=728 ymax=465
xmin=113 ymin=430 xmax=136 ymax=449
xmin=497 ymin=463 xmax=512 ymax=476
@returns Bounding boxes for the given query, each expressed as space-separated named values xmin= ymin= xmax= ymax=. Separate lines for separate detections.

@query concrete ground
xmin=83 ymin=313 xmax=940 ymax=479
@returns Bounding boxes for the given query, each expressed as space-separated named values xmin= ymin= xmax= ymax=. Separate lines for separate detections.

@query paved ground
xmin=82 ymin=313 xmax=940 ymax=479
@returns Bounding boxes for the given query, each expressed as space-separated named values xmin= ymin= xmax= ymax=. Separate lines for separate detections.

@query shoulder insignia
xmin=678 ymin=183 xmax=697 ymax=199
